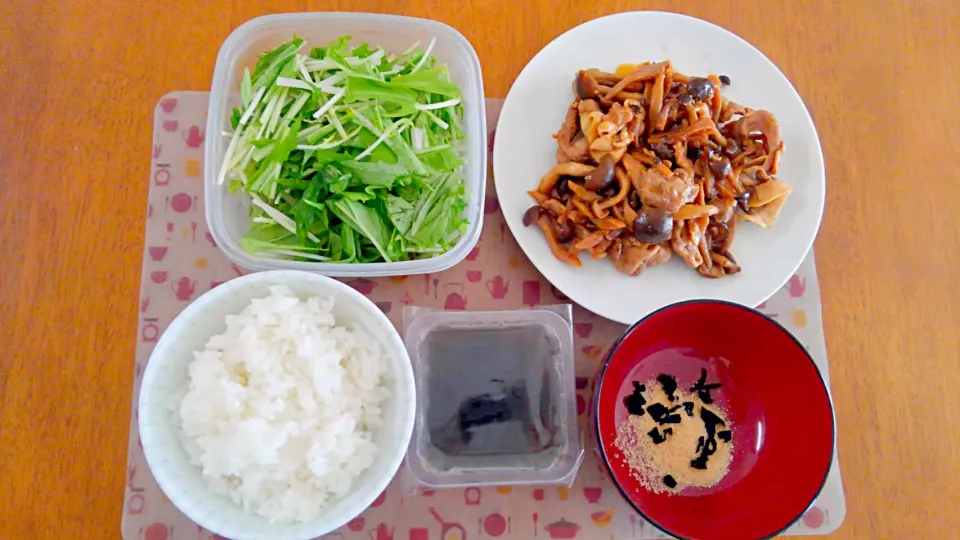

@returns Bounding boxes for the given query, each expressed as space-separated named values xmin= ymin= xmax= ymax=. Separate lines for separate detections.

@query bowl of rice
xmin=138 ymin=270 xmax=415 ymax=540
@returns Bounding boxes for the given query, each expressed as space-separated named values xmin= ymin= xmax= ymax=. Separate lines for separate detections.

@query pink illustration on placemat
xmin=466 ymin=270 xmax=482 ymax=283
xmin=532 ymin=488 xmax=544 ymax=501
xmin=376 ymin=301 xmax=392 ymax=314
xmin=532 ymin=513 xmax=539 ymax=537
xmin=484 ymin=195 xmax=500 ymax=216
xmin=204 ymin=232 xmax=216 ymax=247
xmin=347 ymin=278 xmax=378 ymax=295
xmin=127 ymin=493 xmax=145 ymax=515
xmin=544 ymin=518 xmax=580 ymax=539
xmin=149 ymin=246 xmax=168 ymax=261
xmin=583 ymin=487 xmax=603 ymax=503
xmin=522 ymin=280 xmax=540 ymax=306
xmin=465 ymin=243 xmax=481 ymax=261
xmin=487 ymin=276 xmax=509 ymax=299
xmin=143 ymin=522 xmax=169 ymax=540
xmin=141 ymin=298 xmax=150 ymax=313
xmin=150 ymin=271 xmax=167 ymax=284
xmin=171 ymin=277 xmax=197 ymax=301
xmin=756 ymin=301 xmax=768 ymax=309
xmin=209 ymin=281 xmax=225 ymax=290
xmin=183 ymin=126 xmax=205 ymax=148
xmin=159 ymin=98 xmax=178 ymax=113
xmin=162 ymin=120 xmax=178 ymax=132
xmin=574 ymin=323 xmax=593 ymax=339
xmin=409 ymin=527 xmax=430 ymax=540
xmin=444 ymin=283 xmax=467 ymax=310
xmin=169 ymin=193 xmax=193 ymax=213
xmin=141 ymin=318 xmax=160 ymax=343
xmin=582 ymin=345 xmax=603 ymax=361
xmin=787 ymin=275 xmax=806 ymax=298
xmin=370 ymin=523 xmax=395 ymax=540
xmin=154 ymin=168 xmax=171 ymax=186
xmin=127 ymin=463 xmax=138 ymax=488
xmin=348 ymin=517 xmax=366 ymax=531
xmin=484 ymin=513 xmax=508 ymax=537
xmin=230 ymin=263 xmax=245 ymax=276
xmin=401 ymin=292 xmax=415 ymax=305
xmin=589 ymin=509 xmax=615 ymax=528
xmin=430 ymin=508 xmax=467 ymax=540
xmin=372 ymin=489 xmax=387 ymax=508
xmin=153 ymin=144 xmax=162 ymax=158
xmin=576 ymin=394 xmax=586 ymax=415
xmin=802 ymin=507 xmax=825 ymax=529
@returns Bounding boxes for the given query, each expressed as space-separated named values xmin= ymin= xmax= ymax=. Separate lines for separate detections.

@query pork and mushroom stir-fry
xmin=524 ymin=61 xmax=792 ymax=278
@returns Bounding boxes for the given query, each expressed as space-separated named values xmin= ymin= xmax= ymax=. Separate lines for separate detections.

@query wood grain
xmin=1 ymin=1 xmax=958 ymax=538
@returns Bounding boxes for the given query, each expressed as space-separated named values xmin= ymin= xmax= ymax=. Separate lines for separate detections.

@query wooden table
xmin=2 ymin=1 xmax=958 ymax=538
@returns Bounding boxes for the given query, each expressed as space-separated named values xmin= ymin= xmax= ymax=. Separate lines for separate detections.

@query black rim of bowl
xmin=592 ymin=299 xmax=836 ymax=540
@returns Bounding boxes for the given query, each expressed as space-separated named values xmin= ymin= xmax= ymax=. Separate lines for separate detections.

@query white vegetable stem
xmin=424 ymin=110 xmax=449 ymax=130
xmin=411 ymin=127 xmax=426 ymax=150
xmin=415 ymin=98 xmax=461 ymax=111
xmin=409 ymin=37 xmax=436 ymax=74
xmin=250 ymin=194 xmax=297 ymax=234
xmin=355 ymin=120 xmax=410 ymax=160
xmin=238 ymin=87 xmax=266 ymax=126
xmin=313 ymin=88 xmax=346 ymax=119
xmin=275 ymin=77 xmax=314 ymax=91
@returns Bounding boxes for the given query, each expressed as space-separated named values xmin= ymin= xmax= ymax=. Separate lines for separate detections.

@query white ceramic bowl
xmin=138 ymin=270 xmax=415 ymax=540
xmin=205 ymin=13 xmax=486 ymax=277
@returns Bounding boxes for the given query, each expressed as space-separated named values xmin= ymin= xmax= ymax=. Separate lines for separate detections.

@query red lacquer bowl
xmin=594 ymin=300 xmax=834 ymax=540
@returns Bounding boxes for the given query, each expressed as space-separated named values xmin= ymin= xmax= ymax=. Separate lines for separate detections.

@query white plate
xmin=494 ymin=11 xmax=825 ymax=324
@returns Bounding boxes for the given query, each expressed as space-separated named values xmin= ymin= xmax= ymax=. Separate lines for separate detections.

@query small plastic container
xmin=204 ymin=13 xmax=487 ymax=276
xmin=402 ymin=306 xmax=583 ymax=488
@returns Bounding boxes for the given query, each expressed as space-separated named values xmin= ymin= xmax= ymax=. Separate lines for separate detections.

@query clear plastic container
xmin=204 ymin=13 xmax=487 ymax=276
xmin=402 ymin=306 xmax=583 ymax=488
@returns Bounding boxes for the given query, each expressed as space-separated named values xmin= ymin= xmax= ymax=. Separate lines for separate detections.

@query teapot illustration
xmin=444 ymin=283 xmax=467 ymax=310
xmin=486 ymin=276 xmax=509 ymax=299
xmin=171 ymin=277 xmax=196 ymax=301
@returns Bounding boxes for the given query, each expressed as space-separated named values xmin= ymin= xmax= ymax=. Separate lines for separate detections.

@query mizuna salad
xmin=217 ymin=36 xmax=468 ymax=263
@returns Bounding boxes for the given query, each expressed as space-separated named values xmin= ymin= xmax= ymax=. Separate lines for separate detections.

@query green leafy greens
xmin=217 ymin=36 xmax=468 ymax=263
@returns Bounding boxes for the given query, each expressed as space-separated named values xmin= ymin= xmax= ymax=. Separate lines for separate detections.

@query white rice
xmin=176 ymin=285 xmax=389 ymax=523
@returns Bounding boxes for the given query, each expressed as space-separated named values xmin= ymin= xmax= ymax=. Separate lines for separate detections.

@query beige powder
xmin=614 ymin=381 xmax=733 ymax=493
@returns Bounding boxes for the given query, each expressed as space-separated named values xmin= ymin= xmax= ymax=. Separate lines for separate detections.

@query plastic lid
xmin=403 ymin=307 xmax=583 ymax=487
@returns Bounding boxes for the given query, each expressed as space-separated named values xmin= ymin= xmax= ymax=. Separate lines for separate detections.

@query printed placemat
xmin=123 ymin=92 xmax=845 ymax=540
